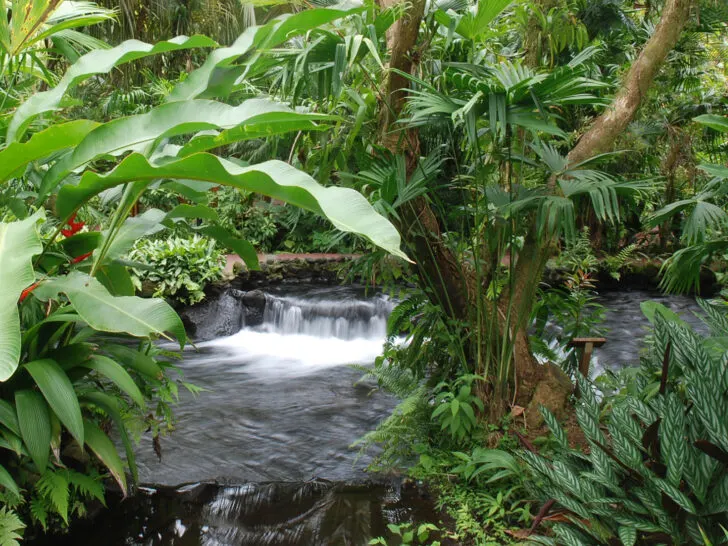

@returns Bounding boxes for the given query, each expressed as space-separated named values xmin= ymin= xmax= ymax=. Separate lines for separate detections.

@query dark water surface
xmin=136 ymin=286 xmax=396 ymax=485
xmin=36 ymin=481 xmax=437 ymax=546
xmin=593 ymin=289 xmax=703 ymax=372
xmin=35 ymin=286 xmax=705 ymax=545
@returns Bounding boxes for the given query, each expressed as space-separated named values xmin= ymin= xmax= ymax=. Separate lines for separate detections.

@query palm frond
xmin=660 ymin=239 xmax=728 ymax=294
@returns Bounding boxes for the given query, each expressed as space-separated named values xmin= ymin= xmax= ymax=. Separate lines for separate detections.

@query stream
xmin=36 ymin=285 xmax=705 ymax=545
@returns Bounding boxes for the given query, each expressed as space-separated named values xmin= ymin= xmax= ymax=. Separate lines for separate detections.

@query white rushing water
xmin=201 ymin=293 xmax=394 ymax=377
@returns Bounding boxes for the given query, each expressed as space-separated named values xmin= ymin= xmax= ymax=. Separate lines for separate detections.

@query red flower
xmin=61 ymin=213 xmax=85 ymax=238
xmin=70 ymin=252 xmax=92 ymax=264
xmin=19 ymin=282 xmax=39 ymax=303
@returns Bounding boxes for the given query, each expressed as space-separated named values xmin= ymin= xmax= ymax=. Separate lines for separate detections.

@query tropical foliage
xmin=0 ymin=1 xmax=405 ymax=540
xmin=128 ymin=234 xmax=226 ymax=305
xmin=526 ymin=303 xmax=728 ymax=545
xmin=1 ymin=0 xmax=728 ymax=542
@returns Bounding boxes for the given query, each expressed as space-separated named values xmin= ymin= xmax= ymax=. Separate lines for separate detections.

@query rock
xmin=240 ymin=289 xmax=267 ymax=326
xmin=526 ymin=363 xmax=573 ymax=429
xmin=242 ymin=289 xmax=266 ymax=309
xmin=179 ymin=289 xmax=244 ymax=341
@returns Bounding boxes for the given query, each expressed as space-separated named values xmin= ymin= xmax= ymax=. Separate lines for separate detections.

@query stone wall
xmin=229 ymin=255 xmax=355 ymax=290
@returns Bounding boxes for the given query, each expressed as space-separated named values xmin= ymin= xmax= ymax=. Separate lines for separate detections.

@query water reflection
xmin=33 ymin=481 xmax=437 ymax=546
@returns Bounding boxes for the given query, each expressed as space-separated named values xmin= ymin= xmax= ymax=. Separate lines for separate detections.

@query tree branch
xmin=567 ymin=0 xmax=693 ymax=166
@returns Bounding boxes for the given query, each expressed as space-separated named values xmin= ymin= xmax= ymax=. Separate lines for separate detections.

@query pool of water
xmin=31 ymin=285 xmax=706 ymax=545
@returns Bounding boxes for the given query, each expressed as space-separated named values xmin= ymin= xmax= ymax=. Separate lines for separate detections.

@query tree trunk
xmin=379 ymin=0 xmax=426 ymax=149
xmin=376 ymin=0 xmax=694 ymax=418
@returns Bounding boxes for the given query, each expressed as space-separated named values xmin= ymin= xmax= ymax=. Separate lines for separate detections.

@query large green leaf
xmin=96 ymin=209 xmax=167 ymax=267
xmin=95 ymin=264 xmax=135 ymax=297
xmin=56 ymin=154 xmax=408 ymax=259
xmin=83 ymin=419 xmax=127 ymax=496
xmin=15 ymin=390 xmax=51 ymax=473
xmin=80 ymin=355 xmax=145 ymax=408
xmin=0 ymin=401 xmax=20 ymax=437
xmin=102 ymin=345 xmax=163 ymax=379
xmin=24 ymin=359 xmax=84 ymax=447
xmin=177 ymin=111 xmax=335 ymax=157
xmin=165 ymin=204 xmax=219 ymax=223
xmin=0 ymin=463 xmax=20 ymax=497
xmin=197 ymin=225 xmax=259 ymax=270
xmin=168 ymin=8 xmax=356 ymax=102
xmin=0 ymin=120 xmax=99 ymax=183
xmin=0 ymin=210 xmax=45 ymax=382
xmin=60 ymin=231 xmax=102 ymax=260
xmin=695 ymin=114 xmax=728 ymax=134
xmin=7 ymin=35 xmax=218 ymax=141
xmin=640 ymin=301 xmax=688 ymax=327
xmin=33 ymin=272 xmax=186 ymax=346
xmin=700 ymin=163 xmax=728 ymax=179
xmin=80 ymin=392 xmax=138 ymax=484
xmin=41 ymin=99 xmax=329 ymax=194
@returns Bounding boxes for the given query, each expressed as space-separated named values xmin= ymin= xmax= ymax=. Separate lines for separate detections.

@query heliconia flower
xmin=61 ymin=213 xmax=85 ymax=238
xmin=70 ymin=252 xmax=93 ymax=264
xmin=19 ymin=282 xmax=39 ymax=303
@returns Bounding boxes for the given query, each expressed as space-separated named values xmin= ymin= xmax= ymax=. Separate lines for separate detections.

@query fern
xmin=352 ymin=385 xmax=431 ymax=471
xmin=36 ymin=471 xmax=70 ymax=525
xmin=603 ymin=243 xmax=638 ymax=280
xmin=29 ymin=498 xmax=48 ymax=531
xmin=66 ymin=470 xmax=105 ymax=506
xmin=352 ymin=357 xmax=432 ymax=470
xmin=0 ymin=509 xmax=24 ymax=546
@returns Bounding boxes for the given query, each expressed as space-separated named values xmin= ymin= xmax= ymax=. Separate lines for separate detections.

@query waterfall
xmin=200 ymin=288 xmax=395 ymax=376
xmin=261 ymin=295 xmax=393 ymax=340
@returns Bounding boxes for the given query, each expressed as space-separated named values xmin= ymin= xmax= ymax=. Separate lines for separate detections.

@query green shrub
xmin=215 ymin=187 xmax=280 ymax=252
xmin=525 ymin=301 xmax=728 ymax=545
xmin=129 ymin=235 xmax=226 ymax=305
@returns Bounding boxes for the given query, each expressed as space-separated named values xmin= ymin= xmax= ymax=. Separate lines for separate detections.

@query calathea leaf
xmin=0 ymin=463 xmax=20 ymax=497
xmin=83 ymin=419 xmax=127 ymax=496
xmin=79 ymin=355 xmax=145 ymax=408
xmin=80 ymin=391 xmax=138 ymax=485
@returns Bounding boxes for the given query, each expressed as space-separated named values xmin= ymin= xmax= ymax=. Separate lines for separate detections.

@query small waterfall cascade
xmin=200 ymin=288 xmax=396 ymax=376
xmin=261 ymin=294 xmax=393 ymax=340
